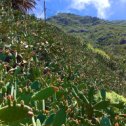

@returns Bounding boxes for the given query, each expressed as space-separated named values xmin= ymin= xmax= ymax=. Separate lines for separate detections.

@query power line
xmin=43 ymin=1 xmax=61 ymax=20
xmin=44 ymin=0 xmax=46 ymax=23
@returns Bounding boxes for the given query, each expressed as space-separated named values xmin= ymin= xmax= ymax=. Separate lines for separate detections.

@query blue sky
xmin=31 ymin=0 xmax=126 ymax=20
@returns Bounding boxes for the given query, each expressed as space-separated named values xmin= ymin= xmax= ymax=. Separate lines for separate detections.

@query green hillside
xmin=48 ymin=13 xmax=126 ymax=61
xmin=48 ymin=13 xmax=126 ymax=86
xmin=1 ymin=2 xmax=126 ymax=126
xmin=1 ymin=7 xmax=125 ymax=95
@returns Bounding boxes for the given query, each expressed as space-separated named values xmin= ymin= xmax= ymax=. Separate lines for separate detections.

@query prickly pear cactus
xmin=2 ymin=86 xmax=7 ymax=96
xmin=93 ymin=100 xmax=110 ymax=110
xmin=43 ymin=113 xmax=55 ymax=126
xmin=52 ymin=108 xmax=66 ymax=126
xmin=31 ymin=87 xmax=56 ymax=101
xmin=0 ymin=104 xmax=32 ymax=123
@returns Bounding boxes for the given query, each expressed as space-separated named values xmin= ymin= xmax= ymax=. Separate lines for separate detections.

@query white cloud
xmin=69 ymin=0 xmax=111 ymax=19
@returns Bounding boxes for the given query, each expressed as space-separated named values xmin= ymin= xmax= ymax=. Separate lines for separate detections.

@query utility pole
xmin=44 ymin=0 xmax=46 ymax=23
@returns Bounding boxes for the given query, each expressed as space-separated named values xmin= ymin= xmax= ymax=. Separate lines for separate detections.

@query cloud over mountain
xmin=69 ymin=0 xmax=111 ymax=19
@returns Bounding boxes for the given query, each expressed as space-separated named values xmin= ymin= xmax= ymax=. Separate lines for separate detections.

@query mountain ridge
xmin=47 ymin=13 xmax=126 ymax=91
xmin=47 ymin=13 xmax=126 ymax=59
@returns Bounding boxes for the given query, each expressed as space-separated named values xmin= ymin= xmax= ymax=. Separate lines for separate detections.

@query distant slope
xmin=48 ymin=13 xmax=106 ymax=26
xmin=47 ymin=13 xmax=126 ymax=59
xmin=48 ymin=13 xmax=126 ymax=80
xmin=111 ymin=20 xmax=126 ymax=25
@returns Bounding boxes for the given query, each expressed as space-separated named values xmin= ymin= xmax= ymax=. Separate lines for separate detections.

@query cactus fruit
xmin=28 ymin=111 xmax=34 ymax=117
xmin=114 ymin=122 xmax=119 ymax=126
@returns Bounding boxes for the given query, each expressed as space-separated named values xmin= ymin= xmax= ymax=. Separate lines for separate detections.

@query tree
xmin=11 ymin=0 xmax=36 ymax=13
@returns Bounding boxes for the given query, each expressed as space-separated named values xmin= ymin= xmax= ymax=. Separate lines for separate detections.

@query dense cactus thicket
xmin=48 ymin=13 xmax=126 ymax=81
xmin=0 ymin=0 xmax=126 ymax=125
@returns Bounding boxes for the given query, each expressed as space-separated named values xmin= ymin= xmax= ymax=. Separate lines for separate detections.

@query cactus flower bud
xmin=28 ymin=111 xmax=34 ymax=117
xmin=114 ymin=122 xmax=119 ymax=126
xmin=51 ymin=85 xmax=59 ymax=92
xmin=20 ymin=100 xmax=24 ymax=107
xmin=7 ymin=95 xmax=13 ymax=101
xmin=18 ymin=88 xmax=23 ymax=93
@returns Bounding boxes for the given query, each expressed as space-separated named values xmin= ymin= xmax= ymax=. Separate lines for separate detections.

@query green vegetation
xmin=48 ymin=13 xmax=126 ymax=65
xmin=87 ymin=43 xmax=110 ymax=60
xmin=0 ymin=1 xmax=126 ymax=126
